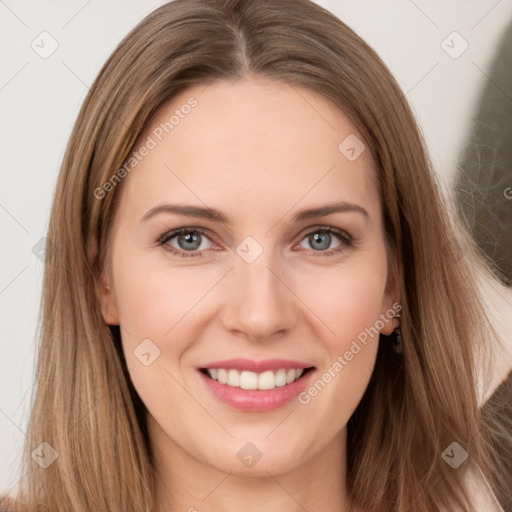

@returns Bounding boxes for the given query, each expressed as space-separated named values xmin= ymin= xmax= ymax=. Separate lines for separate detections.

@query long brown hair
xmin=1 ymin=0 xmax=507 ymax=510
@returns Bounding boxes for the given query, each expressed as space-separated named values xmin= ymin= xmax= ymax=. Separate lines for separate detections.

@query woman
xmin=1 ymin=0 xmax=509 ymax=510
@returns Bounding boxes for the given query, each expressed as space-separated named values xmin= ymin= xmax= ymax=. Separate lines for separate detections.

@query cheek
xmin=110 ymin=249 xmax=230 ymax=401
xmin=297 ymin=258 xmax=388 ymax=410
xmin=112 ymin=248 xmax=209 ymax=333
xmin=335 ymin=274 xmax=385 ymax=343
xmin=111 ymin=256 xmax=201 ymax=423
xmin=110 ymin=251 xmax=200 ymax=372
xmin=294 ymin=267 xmax=385 ymax=429
xmin=302 ymin=257 xmax=388 ymax=353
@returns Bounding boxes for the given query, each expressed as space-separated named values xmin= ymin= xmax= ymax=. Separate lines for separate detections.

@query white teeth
xmin=205 ymin=367 xmax=308 ymax=390
xmin=217 ymin=368 xmax=227 ymax=384
xmin=275 ymin=369 xmax=287 ymax=387
xmin=257 ymin=370 xmax=275 ymax=390
xmin=227 ymin=369 xmax=240 ymax=387
xmin=240 ymin=371 xmax=258 ymax=390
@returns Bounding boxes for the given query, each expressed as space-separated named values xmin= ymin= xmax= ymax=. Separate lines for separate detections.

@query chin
xmin=197 ymin=436 xmax=312 ymax=477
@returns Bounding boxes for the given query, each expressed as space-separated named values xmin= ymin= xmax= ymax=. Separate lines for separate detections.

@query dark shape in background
xmin=455 ymin=20 xmax=512 ymax=287
xmin=455 ymin=20 xmax=512 ymax=512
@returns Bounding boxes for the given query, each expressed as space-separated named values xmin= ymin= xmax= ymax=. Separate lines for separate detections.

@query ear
xmin=379 ymin=257 xmax=401 ymax=335
xmin=98 ymin=270 xmax=119 ymax=325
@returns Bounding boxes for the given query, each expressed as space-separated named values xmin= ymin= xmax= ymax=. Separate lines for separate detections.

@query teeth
xmin=205 ymin=367 xmax=307 ymax=390
xmin=217 ymin=369 xmax=227 ymax=384
xmin=257 ymin=370 xmax=275 ymax=390
xmin=227 ymin=369 xmax=240 ymax=387
xmin=240 ymin=370 xmax=258 ymax=390
xmin=275 ymin=368 xmax=287 ymax=387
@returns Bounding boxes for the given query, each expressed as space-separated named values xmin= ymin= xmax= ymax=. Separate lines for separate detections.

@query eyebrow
xmin=140 ymin=201 xmax=370 ymax=224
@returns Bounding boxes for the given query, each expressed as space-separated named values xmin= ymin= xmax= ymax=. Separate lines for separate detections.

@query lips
xmin=197 ymin=358 xmax=316 ymax=411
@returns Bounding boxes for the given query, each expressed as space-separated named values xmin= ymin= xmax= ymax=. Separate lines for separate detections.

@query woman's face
xmin=99 ymin=76 xmax=398 ymax=477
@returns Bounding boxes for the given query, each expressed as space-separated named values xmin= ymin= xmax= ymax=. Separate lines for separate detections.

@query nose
xmin=221 ymin=246 xmax=298 ymax=342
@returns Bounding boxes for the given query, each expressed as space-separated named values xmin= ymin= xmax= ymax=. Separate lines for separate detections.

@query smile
xmin=202 ymin=367 xmax=311 ymax=390
xmin=198 ymin=358 xmax=316 ymax=412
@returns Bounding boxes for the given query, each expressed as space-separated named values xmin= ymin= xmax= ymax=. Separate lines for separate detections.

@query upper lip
xmin=199 ymin=358 xmax=315 ymax=372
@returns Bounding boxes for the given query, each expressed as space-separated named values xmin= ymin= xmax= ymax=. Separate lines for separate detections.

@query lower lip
xmin=198 ymin=369 xmax=315 ymax=412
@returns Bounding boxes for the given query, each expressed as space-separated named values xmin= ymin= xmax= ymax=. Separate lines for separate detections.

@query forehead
xmin=118 ymin=76 xmax=378 ymax=223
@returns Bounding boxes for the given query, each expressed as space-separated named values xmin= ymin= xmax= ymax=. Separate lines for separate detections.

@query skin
xmin=99 ymin=75 xmax=399 ymax=512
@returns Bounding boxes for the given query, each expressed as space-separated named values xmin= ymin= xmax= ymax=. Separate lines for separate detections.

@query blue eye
xmin=297 ymin=227 xmax=353 ymax=257
xmin=158 ymin=226 xmax=354 ymax=258
xmin=159 ymin=228 xmax=214 ymax=257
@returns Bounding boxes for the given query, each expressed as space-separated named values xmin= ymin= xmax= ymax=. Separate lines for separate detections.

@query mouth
xmin=199 ymin=366 xmax=315 ymax=390
xmin=197 ymin=359 xmax=316 ymax=412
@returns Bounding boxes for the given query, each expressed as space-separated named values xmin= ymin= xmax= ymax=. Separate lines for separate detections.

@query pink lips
xmin=198 ymin=358 xmax=315 ymax=412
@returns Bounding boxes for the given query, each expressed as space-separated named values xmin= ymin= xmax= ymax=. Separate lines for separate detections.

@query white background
xmin=1 ymin=0 xmax=512 ymax=495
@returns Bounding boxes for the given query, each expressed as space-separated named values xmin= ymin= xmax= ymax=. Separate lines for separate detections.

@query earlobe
xmin=380 ymin=305 xmax=400 ymax=335
xmin=98 ymin=271 xmax=119 ymax=325
xmin=380 ymin=292 xmax=401 ymax=336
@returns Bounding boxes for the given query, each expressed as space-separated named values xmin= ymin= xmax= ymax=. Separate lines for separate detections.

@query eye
xmin=158 ymin=228 xmax=216 ymax=258
xmin=296 ymin=226 xmax=354 ymax=256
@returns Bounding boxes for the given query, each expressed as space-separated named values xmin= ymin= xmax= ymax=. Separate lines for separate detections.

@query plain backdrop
xmin=2 ymin=0 xmax=512 ymax=495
